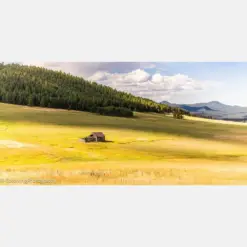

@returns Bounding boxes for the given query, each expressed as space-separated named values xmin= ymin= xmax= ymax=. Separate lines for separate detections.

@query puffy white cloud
xmin=152 ymin=73 xmax=164 ymax=83
xmin=124 ymin=69 xmax=151 ymax=83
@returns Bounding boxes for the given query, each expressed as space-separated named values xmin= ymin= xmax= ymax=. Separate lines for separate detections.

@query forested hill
xmin=0 ymin=63 xmax=186 ymax=115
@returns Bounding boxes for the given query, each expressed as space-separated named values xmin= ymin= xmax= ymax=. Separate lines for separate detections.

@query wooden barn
xmin=80 ymin=132 xmax=106 ymax=143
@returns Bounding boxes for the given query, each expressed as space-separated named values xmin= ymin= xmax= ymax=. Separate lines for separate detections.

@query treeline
xmin=92 ymin=106 xmax=133 ymax=117
xmin=190 ymin=113 xmax=213 ymax=119
xmin=0 ymin=63 xmax=188 ymax=116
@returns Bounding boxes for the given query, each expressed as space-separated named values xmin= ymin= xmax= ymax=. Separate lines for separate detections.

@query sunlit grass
xmin=1 ymin=102 xmax=247 ymax=184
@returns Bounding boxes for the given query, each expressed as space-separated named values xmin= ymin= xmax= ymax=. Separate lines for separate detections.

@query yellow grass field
xmin=1 ymin=102 xmax=247 ymax=185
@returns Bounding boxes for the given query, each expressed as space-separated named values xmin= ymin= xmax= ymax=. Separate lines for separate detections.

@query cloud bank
xmin=88 ymin=69 xmax=204 ymax=101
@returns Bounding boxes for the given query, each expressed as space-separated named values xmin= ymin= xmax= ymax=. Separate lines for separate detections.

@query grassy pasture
xmin=1 ymin=103 xmax=247 ymax=184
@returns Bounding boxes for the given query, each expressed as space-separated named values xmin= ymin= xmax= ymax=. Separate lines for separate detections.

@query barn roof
xmin=91 ymin=132 xmax=105 ymax=137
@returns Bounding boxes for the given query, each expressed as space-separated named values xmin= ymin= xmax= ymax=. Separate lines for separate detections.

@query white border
xmin=1 ymin=0 xmax=247 ymax=62
xmin=2 ymin=186 xmax=247 ymax=247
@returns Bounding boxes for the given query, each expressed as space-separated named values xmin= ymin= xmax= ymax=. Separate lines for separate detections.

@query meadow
xmin=1 ymin=102 xmax=247 ymax=185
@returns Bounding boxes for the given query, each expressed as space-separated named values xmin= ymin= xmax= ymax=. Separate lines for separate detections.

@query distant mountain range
xmin=161 ymin=101 xmax=247 ymax=120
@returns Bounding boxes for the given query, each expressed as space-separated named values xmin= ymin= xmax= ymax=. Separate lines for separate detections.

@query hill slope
xmin=1 ymin=102 xmax=247 ymax=184
xmin=0 ymin=63 xmax=186 ymax=115
xmin=161 ymin=100 xmax=247 ymax=120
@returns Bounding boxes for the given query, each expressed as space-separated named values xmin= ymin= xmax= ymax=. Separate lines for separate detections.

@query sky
xmin=23 ymin=62 xmax=247 ymax=106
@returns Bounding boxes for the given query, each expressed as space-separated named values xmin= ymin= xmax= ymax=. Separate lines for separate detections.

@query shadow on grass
xmin=1 ymin=104 xmax=246 ymax=143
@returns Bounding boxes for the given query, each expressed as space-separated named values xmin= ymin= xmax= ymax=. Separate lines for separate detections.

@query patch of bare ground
xmin=0 ymin=140 xmax=36 ymax=148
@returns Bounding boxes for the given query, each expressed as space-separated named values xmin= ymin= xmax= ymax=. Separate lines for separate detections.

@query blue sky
xmin=157 ymin=62 xmax=247 ymax=81
xmin=155 ymin=62 xmax=246 ymax=105
xmin=26 ymin=62 xmax=247 ymax=106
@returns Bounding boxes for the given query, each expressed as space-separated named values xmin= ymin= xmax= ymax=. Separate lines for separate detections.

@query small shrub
xmin=173 ymin=111 xmax=184 ymax=119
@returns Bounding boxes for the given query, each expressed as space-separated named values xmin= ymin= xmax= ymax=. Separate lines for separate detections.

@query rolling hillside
xmin=1 ymin=102 xmax=247 ymax=184
xmin=0 ymin=63 xmax=187 ymax=116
